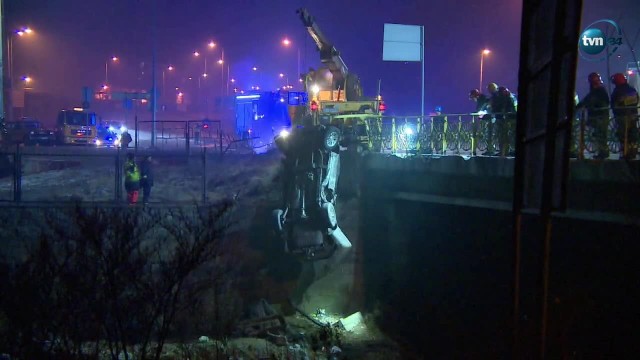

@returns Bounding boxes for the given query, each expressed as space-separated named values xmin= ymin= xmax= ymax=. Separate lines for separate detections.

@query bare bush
xmin=0 ymin=200 xmax=234 ymax=360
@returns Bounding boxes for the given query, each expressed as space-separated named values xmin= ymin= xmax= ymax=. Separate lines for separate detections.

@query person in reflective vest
xmin=610 ymin=72 xmax=639 ymax=160
xmin=124 ymin=152 xmax=141 ymax=204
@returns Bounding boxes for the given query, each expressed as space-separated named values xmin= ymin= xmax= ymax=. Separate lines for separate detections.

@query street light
xmin=194 ymin=51 xmax=200 ymax=57
xmin=208 ymin=41 xmax=216 ymax=49
xmin=21 ymin=76 xmax=33 ymax=118
xmin=162 ymin=65 xmax=174 ymax=106
xmin=480 ymin=49 xmax=491 ymax=92
xmin=6 ymin=27 xmax=35 ymax=121
xmin=282 ymin=37 xmax=300 ymax=87
xmin=105 ymin=56 xmax=119 ymax=85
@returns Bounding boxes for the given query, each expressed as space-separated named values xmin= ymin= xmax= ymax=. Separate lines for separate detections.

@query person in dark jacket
xmin=121 ymin=130 xmax=132 ymax=149
xmin=610 ymin=72 xmax=639 ymax=160
xmin=489 ymin=84 xmax=517 ymax=156
xmin=139 ymin=155 xmax=154 ymax=204
xmin=469 ymin=89 xmax=490 ymax=155
xmin=577 ymin=72 xmax=610 ymax=159
xmin=431 ymin=106 xmax=446 ymax=155
xmin=124 ymin=153 xmax=140 ymax=204
xmin=469 ymin=88 xmax=490 ymax=112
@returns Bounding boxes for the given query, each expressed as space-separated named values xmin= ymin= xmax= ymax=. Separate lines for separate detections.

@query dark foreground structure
xmin=358 ymin=154 xmax=639 ymax=358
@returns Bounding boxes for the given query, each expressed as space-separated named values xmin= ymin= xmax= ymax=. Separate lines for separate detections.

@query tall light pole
xmin=105 ymin=56 xmax=118 ymax=85
xmin=218 ymin=54 xmax=224 ymax=96
xmin=208 ymin=41 xmax=225 ymax=96
xmin=162 ymin=65 xmax=174 ymax=108
xmin=6 ymin=27 xmax=34 ymax=121
xmin=21 ymin=75 xmax=32 ymax=118
xmin=282 ymin=38 xmax=300 ymax=86
xmin=151 ymin=0 xmax=158 ymax=148
xmin=480 ymin=49 xmax=491 ymax=92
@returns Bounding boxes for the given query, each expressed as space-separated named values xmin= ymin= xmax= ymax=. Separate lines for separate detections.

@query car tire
xmin=322 ymin=126 xmax=341 ymax=151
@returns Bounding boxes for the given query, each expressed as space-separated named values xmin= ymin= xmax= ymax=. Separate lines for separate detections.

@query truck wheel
xmin=322 ymin=126 xmax=340 ymax=151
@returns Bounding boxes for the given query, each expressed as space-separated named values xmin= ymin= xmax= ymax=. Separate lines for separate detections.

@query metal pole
xmin=606 ymin=24 xmax=612 ymax=95
xmin=0 ymin=0 xmax=5 ymax=118
xmin=114 ymin=149 xmax=119 ymax=202
xmin=13 ymin=144 xmax=21 ymax=202
xmin=7 ymin=35 xmax=14 ymax=122
xmin=221 ymin=49 xmax=225 ymax=96
xmin=134 ymin=115 xmax=139 ymax=150
xmin=227 ymin=64 xmax=230 ymax=95
xmin=151 ymin=0 xmax=158 ymax=148
xmin=202 ymin=146 xmax=207 ymax=204
xmin=480 ymin=52 xmax=484 ymax=92
xmin=105 ymin=61 xmax=108 ymax=84
xmin=421 ymin=26 xmax=425 ymax=119
xmin=297 ymin=47 xmax=301 ymax=86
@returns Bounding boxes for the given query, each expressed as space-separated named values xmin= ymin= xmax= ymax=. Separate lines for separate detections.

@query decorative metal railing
xmin=350 ymin=108 xmax=639 ymax=159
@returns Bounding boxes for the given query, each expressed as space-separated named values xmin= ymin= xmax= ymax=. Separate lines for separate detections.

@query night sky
xmin=5 ymin=0 xmax=640 ymax=115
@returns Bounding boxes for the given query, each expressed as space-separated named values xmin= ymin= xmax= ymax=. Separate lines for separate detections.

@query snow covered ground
xmin=0 ymin=149 xmax=404 ymax=358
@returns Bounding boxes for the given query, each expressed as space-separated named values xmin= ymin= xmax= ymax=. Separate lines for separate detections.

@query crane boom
xmin=297 ymin=8 xmax=349 ymax=86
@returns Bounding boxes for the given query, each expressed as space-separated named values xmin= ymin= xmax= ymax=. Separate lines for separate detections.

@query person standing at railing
xmin=488 ymin=83 xmax=517 ymax=157
xmin=577 ymin=72 xmax=610 ymax=159
xmin=610 ymin=73 xmax=639 ymax=160
xmin=431 ymin=106 xmax=446 ymax=155
xmin=469 ymin=89 xmax=491 ymax=155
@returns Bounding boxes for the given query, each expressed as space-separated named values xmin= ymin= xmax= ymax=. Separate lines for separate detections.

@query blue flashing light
xmin=236 ymin=94 xmax=260 ymax=100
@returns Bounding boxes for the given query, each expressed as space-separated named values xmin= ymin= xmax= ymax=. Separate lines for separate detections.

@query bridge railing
xmin=573 ymin=106 xmax=640 ymax=159
xmin=361 ymin=109 xmax=639 ymax=159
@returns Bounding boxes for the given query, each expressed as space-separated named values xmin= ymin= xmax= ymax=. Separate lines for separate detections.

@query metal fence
xmin=134 ymin=118 xmax=265 ymax=154
xmin=0 ymin=145 xmax=216 ymax=204
xmin=364 ymin=108 xmax=639 ymax=159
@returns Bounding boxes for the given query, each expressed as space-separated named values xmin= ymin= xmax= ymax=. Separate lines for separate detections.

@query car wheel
xmin=322 ymin=126 xmax=341 ymax=151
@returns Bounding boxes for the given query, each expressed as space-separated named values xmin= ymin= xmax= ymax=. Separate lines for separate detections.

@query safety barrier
xmin=351 ymin=114 xmax=515 ymax=156
xmin=359 ymin=108 xmax=639 ymax=159
xmin=574 ymin=106 xmax=640 ymax=159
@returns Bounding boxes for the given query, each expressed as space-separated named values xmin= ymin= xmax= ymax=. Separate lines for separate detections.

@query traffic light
xmin=310 ymin=100 xmax=319 ymax=111
xmin=378 ymin=101 xmax=387 ymax=113
xmin=202 ymin=119 xmax=211 ymax=129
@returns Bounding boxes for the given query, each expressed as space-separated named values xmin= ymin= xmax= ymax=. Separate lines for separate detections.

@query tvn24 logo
xmin=578 ymin=19 xmax=623 ymax=61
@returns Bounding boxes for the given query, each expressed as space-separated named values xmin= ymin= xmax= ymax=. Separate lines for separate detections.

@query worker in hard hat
xmin=577 ymin=72 xmax=610 ymax=159
xmin=610 ymin=72 xmax=639 ymax=160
